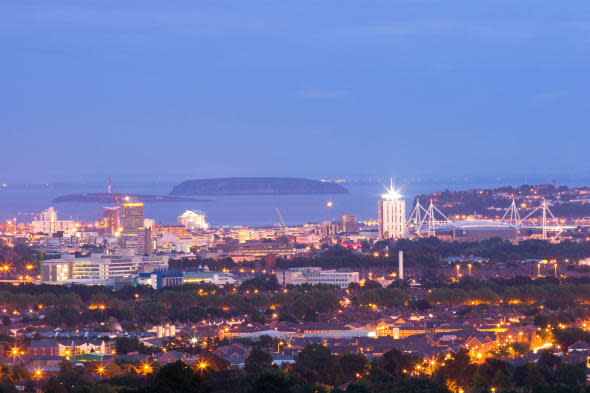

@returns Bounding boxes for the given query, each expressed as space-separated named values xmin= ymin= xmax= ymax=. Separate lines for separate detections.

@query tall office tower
xmin=120 ymin=200 xmax=147 ymax=255
xmin=103 ymin=206 xmax=119 ymax=235
xmin=144 ymin=218 xmax=155 ymax=230
xmin=144 ymin=227 xmax=154 ymax=255
xmin=121 ymin=201 xmax=144 ymax=234
xmin=338 ymin=214 xmax=358 ymax=233
xmin=378 ymin=181 xmax=406 ymax=239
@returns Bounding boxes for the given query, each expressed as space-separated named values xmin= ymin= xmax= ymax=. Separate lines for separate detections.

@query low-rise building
xmin=182 ymin=271 xmax=237 ymax=286
xmin=57 ymin=339 xmax=110 ymax=356
xmin=138 ymin=270 xmax=184 ymax=289
xmin=276 ymin=267 xmax=359 ymax=288
xmin=27 ymin=339 xmax=59 ymax=357
xmin=204 ymin=240 xmax=301 ymax=262
xmin=40 ymin=253 xmax=168 ymax=284
xmin=138 ymin=270 xmax=237 ymax=289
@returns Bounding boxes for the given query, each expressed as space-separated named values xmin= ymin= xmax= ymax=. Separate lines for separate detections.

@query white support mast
xmin=522 ymin=199 xmax=562 ymax=240
xmin=501 ymin=198 xmax=522 ymax=226
xmin=407 ymin=198 xmax=426 ymax=233
xmin=418 ymin=200 xmax=451 ymax=237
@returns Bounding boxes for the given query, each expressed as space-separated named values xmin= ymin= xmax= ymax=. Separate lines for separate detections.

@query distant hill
xmin=414 ymin=184 xmax=590 ymax=219
xmin=170 ymin=177 xmax=349 ymax=196
xmin=53 ymin=193 xmax=209 ymax=203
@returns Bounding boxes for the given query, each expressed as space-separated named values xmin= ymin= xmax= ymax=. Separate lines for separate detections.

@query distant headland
xmin=170 ymin=177 xmax=349 ymax=196
xmin=53 ymin=193 xmax=210 ymax=203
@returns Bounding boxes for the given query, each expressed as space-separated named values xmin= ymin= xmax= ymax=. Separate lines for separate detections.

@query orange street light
xmin=9 ymin=345 xmax=21 ymax=365
xmin=96 ymin=365 xmax=105 ymax=376
xmin=141 ymin=362 xmax=153 ymax=375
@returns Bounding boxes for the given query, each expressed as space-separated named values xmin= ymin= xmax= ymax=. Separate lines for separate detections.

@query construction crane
xmin=99 ymin=177 xmax=120 ymax=234
xmin=275 ymin=208 xmax=287 ymax=235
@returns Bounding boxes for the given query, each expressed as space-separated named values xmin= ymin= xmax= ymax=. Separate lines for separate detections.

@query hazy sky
xmin=2 ymin=1 xmax=590 ymax=183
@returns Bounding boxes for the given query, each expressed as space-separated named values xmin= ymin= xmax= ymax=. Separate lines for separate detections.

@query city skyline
xmin=4 ymin=3 xmax=590 ymax=392
xmin=2 ymin=1 xmax=590 ymax=183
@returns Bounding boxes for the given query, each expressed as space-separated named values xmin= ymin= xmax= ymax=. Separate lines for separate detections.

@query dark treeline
xmin=6 ymin=274 xmax=590 ymax=330
xmin=277 ymin=238 xmax=590 ymax=269
xmin=4 ymin=345 xmax=588 ymax=393
xmin=0 ymin=277 xmax=349 ymax=328
xmin=0 ymin=242 xmax=39 ymax=272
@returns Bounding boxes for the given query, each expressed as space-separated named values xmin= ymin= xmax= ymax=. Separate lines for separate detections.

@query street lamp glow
xmin=141 ymin=362 xmax=153 ymax=375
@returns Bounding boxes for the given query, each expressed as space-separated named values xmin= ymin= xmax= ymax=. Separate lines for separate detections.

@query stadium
xmin=430 ymin=220 xmax=519 ymax=242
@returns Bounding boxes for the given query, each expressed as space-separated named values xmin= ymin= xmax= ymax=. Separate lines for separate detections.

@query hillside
xmin=414 ymin=184 xmax=590 ymax=219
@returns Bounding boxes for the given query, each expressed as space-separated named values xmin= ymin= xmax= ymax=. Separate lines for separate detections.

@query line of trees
xmin=1 ymin=345 xmax=588 ymax=393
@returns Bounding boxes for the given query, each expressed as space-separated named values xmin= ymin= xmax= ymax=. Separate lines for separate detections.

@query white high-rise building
xmin=32 ymin=207 xmax=76 ymax=235
xmin=39 ymin=207 xmax=58 ymax=222
xmin=178 ymin=210 xmax=209 ymax=231
xmin=378 ymin=181 xmax=406 ymax=239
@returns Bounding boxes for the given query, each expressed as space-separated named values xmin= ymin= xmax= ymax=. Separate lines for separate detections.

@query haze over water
xmin=0 ymin=176 xmax=587 ymax=227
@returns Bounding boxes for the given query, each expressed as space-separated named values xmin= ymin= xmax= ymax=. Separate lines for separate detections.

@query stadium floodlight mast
xmin=408 ymin=199 xmax=451 ymax=237
xmin=522 ymin=199 xmax=563 ymax=240
xmin=407 ymin=198 xmax=426 ymax=233
xmin=501 ymin=198 xmax=522 ymax=227
xmin=423 ymin=200 xmax=452 ymax=237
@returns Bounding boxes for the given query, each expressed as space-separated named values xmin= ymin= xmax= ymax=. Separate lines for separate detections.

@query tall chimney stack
xmin=398 ymin=250 xmax=404 ymax=280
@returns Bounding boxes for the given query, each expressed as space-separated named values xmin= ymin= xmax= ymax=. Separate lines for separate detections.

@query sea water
xmin=0 ymin=178 xmax=583 ymax=227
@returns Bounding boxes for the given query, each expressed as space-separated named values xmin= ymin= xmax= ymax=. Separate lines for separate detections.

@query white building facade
xmin=276 ymin=267 xmax=359 ymax=289
xmin=40 ymin=253 xmax=168 ymax=284
xmin=32 ymin=207 xmax=77 ymax=235
xmin=178 ymin=210 xmax=209 ymax=231
xmin=378 ymin=183 xmax=406 ymax=239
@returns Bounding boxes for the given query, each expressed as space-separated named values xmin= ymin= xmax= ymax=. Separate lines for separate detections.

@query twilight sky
xmin=1 ymin=0 xmax=590 ymax=183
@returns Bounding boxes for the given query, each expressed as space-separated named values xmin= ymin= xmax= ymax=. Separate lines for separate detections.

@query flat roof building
xmin=276 ymin=267 xmax=359 ymax=289
xmin=138 ymin=270 xmax=237 ymax=289
xmin=40 ymin=253 xmax=168 ymax=284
